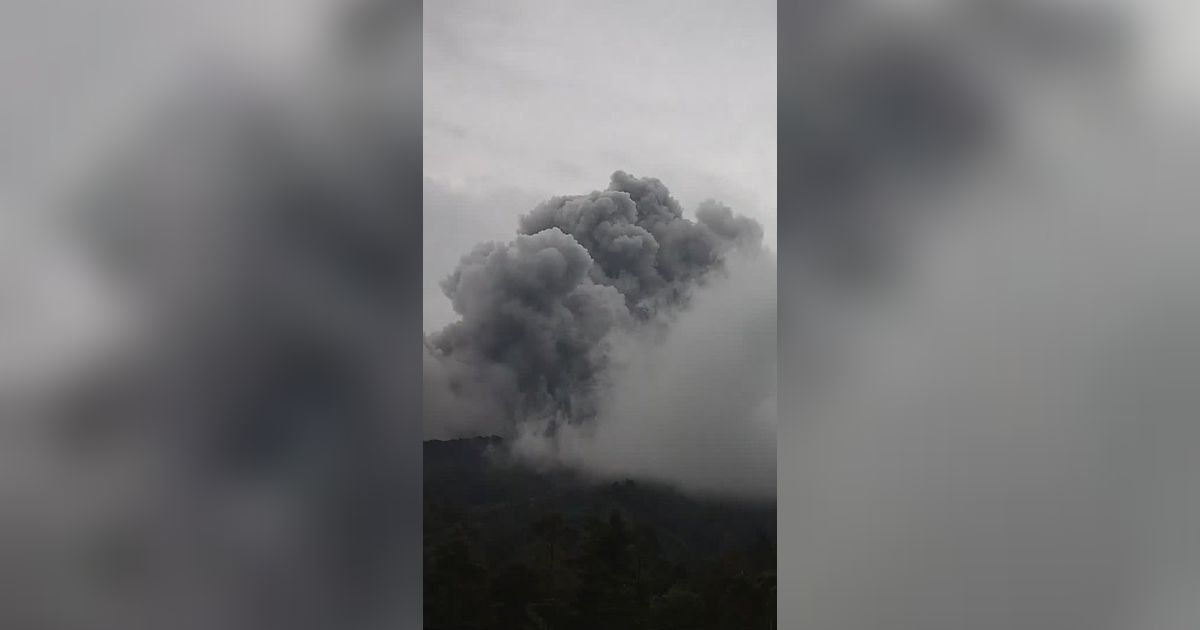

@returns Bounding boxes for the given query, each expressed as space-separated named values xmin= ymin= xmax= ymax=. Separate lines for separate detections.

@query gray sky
xmin=423 ymin=0 xmax=777 ymax=330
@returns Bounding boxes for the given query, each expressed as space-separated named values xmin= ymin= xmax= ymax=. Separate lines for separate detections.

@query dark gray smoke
xmin=516 ymin=171 xmax=761 ymax=317
xmin=425 ymin=171 xmax=764 ymax=438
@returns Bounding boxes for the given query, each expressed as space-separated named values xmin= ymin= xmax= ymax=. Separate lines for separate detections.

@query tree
xmin=529 ymin=512 xmax=572 ymax=590
xmin=424 ymin=524 xmax=492 ymax=629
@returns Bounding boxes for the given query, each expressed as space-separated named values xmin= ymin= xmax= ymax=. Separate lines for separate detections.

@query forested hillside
xmin=424 ymin=437 xmax=776 ymax=629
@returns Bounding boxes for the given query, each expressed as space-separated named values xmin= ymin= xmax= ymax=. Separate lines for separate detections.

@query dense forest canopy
xmin=424 ymin=437 xmax=776 ymax=630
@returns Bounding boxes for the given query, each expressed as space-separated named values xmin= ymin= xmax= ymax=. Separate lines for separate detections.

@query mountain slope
xmin=423 ymin=437 xmax=775 ymax=630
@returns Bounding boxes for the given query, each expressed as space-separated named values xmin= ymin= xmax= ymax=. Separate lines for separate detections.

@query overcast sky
xmin=422 ymin=0 xmax=777 ymax=330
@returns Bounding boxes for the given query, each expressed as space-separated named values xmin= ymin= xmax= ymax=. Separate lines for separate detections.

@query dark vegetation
xmin=424 ymin=437 xmax=776 ymax=630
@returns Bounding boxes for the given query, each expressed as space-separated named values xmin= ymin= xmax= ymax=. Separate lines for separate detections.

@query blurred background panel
xmin=0 ymin=1 xmax=423 ymax=629
xmin=780 ymin=1 xmax=1200 ymax=629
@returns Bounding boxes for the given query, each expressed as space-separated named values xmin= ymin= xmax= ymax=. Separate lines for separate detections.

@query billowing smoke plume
xmin=425 ymin=172 xmax=773 ymax=497
xmin=514 ymin=171 xmax=761 ymax=317
xmin=425 ymin=172 xmax=765 ymax=437
xmin=428 ymin=228 xmax=629 ymax=429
